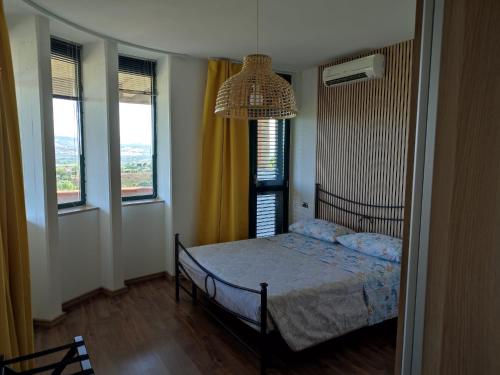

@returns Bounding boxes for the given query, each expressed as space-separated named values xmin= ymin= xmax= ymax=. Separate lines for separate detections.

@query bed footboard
xmin=175 ymin=234 xmax=270 ymax=375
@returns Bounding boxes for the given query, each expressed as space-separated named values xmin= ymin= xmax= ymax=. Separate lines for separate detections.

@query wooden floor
xmin=35 ymin=278 xmax=396 ymax=374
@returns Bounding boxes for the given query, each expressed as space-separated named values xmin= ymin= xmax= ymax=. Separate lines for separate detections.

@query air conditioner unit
xmin=322 ymin=54 xmax=385 ymax=87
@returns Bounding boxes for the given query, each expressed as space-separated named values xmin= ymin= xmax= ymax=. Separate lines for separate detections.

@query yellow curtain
xmin=0 ymin=0 xmax=34 ymax=366
xmin=197 ymin=60 xmax=249 ymax=245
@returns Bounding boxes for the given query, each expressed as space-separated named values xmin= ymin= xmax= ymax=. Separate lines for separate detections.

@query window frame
xmin=118 ymin=55 xmax=158 ymax=202
xmin=51 ymin=37 xmax=86 ymax=209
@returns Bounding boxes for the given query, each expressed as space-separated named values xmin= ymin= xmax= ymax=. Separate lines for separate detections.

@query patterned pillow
xmin=336 ymin=232 xmax=402 ymax=263
xmin=288 ymin=218 xmax=355 ymax=243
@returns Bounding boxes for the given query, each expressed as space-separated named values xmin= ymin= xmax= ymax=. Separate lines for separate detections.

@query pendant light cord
xmin=256 ymin=0 xmax=259 ymax=54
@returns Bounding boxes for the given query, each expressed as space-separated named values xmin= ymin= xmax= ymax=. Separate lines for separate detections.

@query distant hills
xmin=55 ymin=136 xmax=152 ymax=165
xmin=54 ymin=136 xmax=80 ymax=165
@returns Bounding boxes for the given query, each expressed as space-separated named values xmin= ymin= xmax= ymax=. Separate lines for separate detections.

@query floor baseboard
xmin=124 ymin=271 xmax=167 ymax=286
xmin=102 ymin=286 xmax=129 ymax=298
xmin=34 ymin=312 xmax=67 ymax=329
xmin=49 ymin=272 xmax=171 ymax=320
xmin=62 ymin=288 xmax=103 ymax=311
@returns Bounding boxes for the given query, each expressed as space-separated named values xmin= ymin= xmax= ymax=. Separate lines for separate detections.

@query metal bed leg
xmin=175 ymin=233 xmax=180 ymax=303
xmin=315 ymin=183 xmax=320 ymax=219
xmin=192 ymin=282 xmax=198 ymax=304
xmin=260 ymin=282 xmax=268 ymax=375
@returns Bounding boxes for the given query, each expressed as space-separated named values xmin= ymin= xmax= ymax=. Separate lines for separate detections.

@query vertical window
xmin=118 ymin=56 xmax=157 ymax=200
xmin=51 ymin=38 xmax=85 ymax=208
xmin=248 ymin=74 xmax=291 ymax=238
xmin=249 ymin=118 xmax=291 ymax=238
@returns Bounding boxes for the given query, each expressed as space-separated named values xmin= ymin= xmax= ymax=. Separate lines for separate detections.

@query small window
xmin=118 ymin=56 xmax=157 ymax=200
xmin=51 ymin=38 xmax=85 ymax=208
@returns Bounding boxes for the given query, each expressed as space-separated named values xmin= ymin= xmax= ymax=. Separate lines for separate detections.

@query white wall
xmin=122 ymin=202 xmax=166 ymax=279
xmin=121 ymin=54 xmax=207 ymax=279
xmin=7 ymin=11 xmax=210 ymax=315
xmin=155 ymin=56 xmax=174 ymax=275
xmin=57 ymin=49 xmax=180 ymax=299
xmin=169 ymin=55 xmax=207 ymax=260
xmin=82 ymin=39 xmax=124 ymax=293
xmin=59 ymin=210 xmax=100 ymax=301
xmin=122 ymin=53 xmax=207 ymax=278
xmin=9 ymin=15 xmax=62 ymax=320
xmin=290 ymin=67 xmax=318 ymax=223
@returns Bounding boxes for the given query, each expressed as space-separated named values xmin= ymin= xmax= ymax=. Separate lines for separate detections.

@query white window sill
xmin=58 ymin=205 xmax=99 ymax=217
xmin=122 ymin=198 xmax=165 ymax=207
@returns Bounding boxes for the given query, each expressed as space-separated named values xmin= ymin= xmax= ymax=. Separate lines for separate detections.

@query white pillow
xmin=288 ymin=218 xmax=354 ymax=243
xmin=336 ymin=232 xmax=402 ymax=263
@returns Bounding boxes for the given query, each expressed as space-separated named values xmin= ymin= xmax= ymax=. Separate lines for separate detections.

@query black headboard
xmin=314 ymin=184 xmax=404 ymax=237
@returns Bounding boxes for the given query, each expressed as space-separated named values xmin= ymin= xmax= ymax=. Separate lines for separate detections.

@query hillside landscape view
xmin=55 ymin=135 xmax=153 ymax=193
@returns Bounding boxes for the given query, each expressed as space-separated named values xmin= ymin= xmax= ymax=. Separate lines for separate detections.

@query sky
xmin=53 ymin=98 xmax=153 ymax=146
xmin=53 ymin=98 xmax=78 ymax=139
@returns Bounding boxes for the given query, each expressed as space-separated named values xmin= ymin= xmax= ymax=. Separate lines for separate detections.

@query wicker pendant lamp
xmin=215 ymin=0 xmax=297 ymax=120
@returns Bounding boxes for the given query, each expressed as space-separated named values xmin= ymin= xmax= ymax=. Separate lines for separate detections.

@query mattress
xmin=179 ymin=232 xmax=400 ymax=351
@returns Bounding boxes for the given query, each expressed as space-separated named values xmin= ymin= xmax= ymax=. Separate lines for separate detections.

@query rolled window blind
xmin=51 ymin=38 xmax=81 ymax=99
xmin=118 ymin=55 xmax=156 ymax=104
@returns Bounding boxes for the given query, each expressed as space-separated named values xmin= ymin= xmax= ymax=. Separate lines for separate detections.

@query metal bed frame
xmin=314 ymin=183 xmax=405 ymax=233
xmin=175 ymin=184 xmax=404 ymax=374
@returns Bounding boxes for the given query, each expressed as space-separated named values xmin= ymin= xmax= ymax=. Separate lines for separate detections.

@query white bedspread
xmin=179 ymin=233 xmax=400 ymax=351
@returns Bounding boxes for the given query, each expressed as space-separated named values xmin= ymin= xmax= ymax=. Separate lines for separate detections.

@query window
xmin=248 ymin=75 xmax=291 ymax=238
xmin=51 ymin=38 xmax=85 ymax=208
xmin=249 ymin=118 xmax=290 ymax=238
xmin=118 ymin=56 xmax=157 ymax=200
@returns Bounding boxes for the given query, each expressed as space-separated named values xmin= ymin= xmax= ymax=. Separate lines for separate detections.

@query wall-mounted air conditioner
xmin=322 ymin=54 xmax=385 ymax=87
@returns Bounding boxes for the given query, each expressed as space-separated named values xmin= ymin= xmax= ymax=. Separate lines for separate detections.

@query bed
xmin=175 ymin=184 xmax=404 ymax=374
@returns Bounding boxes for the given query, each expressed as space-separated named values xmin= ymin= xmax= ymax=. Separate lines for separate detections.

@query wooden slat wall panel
xmin=316 ymin=40 xmax=413 ymax=237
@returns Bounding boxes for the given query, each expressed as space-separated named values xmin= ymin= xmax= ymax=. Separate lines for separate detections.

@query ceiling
xmin=6 ymin=0 xmax=416 ymax=71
